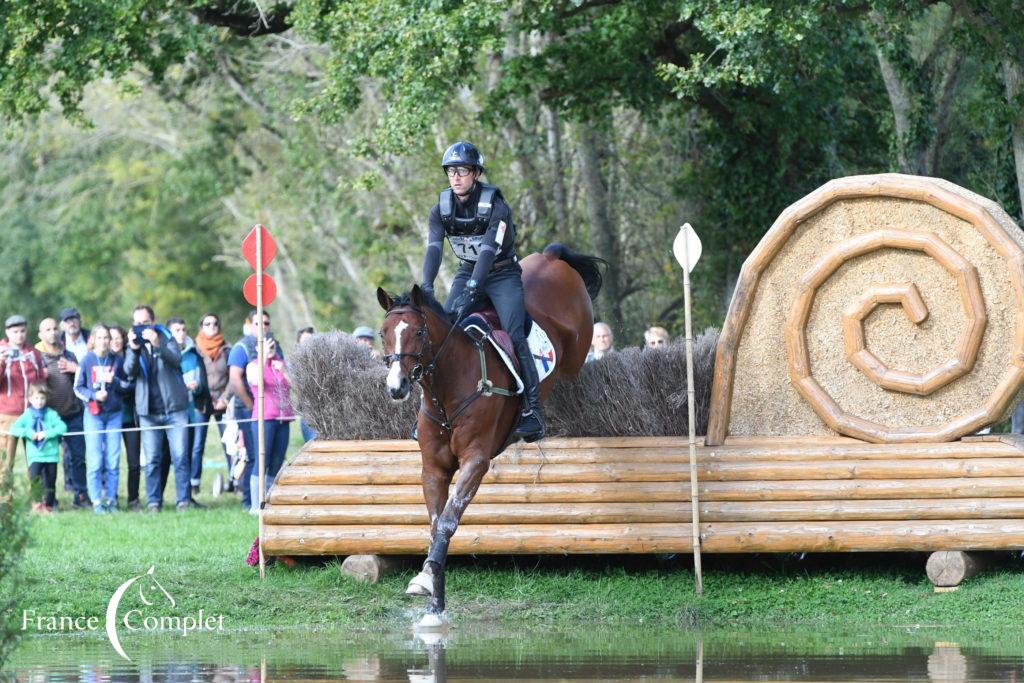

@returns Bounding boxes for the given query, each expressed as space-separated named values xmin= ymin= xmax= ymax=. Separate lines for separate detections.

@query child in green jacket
xmin=11 ymin=383 xmax=67 ymax=512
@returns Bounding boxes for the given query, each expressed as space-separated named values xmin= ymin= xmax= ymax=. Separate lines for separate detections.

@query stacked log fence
xmin=262 ymin=435 xmax=1024 ymax=557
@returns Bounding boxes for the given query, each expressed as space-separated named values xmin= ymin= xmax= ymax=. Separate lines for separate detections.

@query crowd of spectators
xmin=0 ymin=306 xmax=671 ymax=515
xmin=0 ymin=306 xmax=380 ymax=516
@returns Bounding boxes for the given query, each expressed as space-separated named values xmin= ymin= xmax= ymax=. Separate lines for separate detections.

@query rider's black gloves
xmin=454 ymin=282 xmax=479 ymax=321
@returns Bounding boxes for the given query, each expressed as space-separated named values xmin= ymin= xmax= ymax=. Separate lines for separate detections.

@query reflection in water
xmin=5 ymin=631 xmax=1024 ymax=682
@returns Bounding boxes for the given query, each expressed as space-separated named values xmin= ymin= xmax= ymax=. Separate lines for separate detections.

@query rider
xmin=420 ymin=141 xmax=544 ymax=442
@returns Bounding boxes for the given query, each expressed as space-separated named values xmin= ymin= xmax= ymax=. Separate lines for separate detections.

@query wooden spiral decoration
xmin=708 ymin=174 xmax=1024 ymax=445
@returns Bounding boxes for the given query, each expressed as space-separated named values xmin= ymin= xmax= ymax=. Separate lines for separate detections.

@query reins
xmin=384 ymin=303 xmax=515 ymax=435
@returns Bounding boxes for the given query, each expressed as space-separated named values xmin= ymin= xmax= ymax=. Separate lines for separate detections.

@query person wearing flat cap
xmin=59 ymin=307 xmax=89 ymax=363
xmin=352 ymin=326 xmax=380 ymax=359
xmin=0 ymin=314 xmax=47 ymax=485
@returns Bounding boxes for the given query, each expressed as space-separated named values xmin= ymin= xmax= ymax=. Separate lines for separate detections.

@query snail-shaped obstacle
xmin=709 ymin=173 xmax=1024 ymax=444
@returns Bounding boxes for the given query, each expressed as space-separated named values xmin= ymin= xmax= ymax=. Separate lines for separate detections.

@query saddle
xmin=458 ymin=307 xmax=523 ymax=371
xmin=456 ymin=303 xmax=556 ymax=392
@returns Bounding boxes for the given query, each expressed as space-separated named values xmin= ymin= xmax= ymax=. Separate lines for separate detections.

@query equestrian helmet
xmin=441 ymin=141 xmax=484 ymax=171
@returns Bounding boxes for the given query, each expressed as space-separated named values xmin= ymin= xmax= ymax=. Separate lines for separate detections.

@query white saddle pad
xmin=463 ymin=322 xmax=557 ymax=394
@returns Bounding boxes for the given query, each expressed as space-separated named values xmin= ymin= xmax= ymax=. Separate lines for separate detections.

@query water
xmin=5 ymin=626 xmax=1024 ymax=681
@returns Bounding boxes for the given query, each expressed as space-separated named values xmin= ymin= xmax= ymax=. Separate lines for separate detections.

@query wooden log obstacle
xmin=270 ymin=174 xmax=1024 ymax=587
xmin=263 ymin=434 xmax=1024 ymax=560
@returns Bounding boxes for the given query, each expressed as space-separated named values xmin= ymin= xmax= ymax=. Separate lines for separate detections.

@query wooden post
xmin=682 ymin=227 xmax=704 ymax=596
xmin=926 ymin=550 xmax=989 ymax=587
xmin=340 ymin=554 xmax=407 ymax=583
xmin=257 ymin=227 xmax=267 ymax=580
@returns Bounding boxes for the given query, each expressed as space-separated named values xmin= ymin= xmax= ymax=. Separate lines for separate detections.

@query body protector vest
xmin=438 ymin=183 xmax=511 ymax=263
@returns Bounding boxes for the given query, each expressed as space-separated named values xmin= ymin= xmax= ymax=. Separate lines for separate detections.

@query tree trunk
xmin=1004 ymin=59 xmax=1024 ymax=223
xmin=873 ymin=45 xmax=925 ymax=174
xmin=578 ymin=123 xmax=623 ymax=334
xmin=546 ymin=106 xmax=569 ymax=232
xmin=924 ymin=49 xmax=964 ymax=175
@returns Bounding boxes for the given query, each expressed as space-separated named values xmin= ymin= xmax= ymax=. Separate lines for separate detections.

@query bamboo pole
xmin=256 ymin=226 xmax=267 ymax=580
xmin=681 ymin=225 xmax=703 ymax=595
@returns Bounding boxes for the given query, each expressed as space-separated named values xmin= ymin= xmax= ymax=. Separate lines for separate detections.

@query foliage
xmin=0 ymin=480 xmax=30 ymax=669
xmin=0 ymin=0 xmax=1021 ymax=346
xmin=10 ymin=497 xmax=1024 ymax=633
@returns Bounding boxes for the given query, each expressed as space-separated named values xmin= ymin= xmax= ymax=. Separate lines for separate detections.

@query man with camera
xmin=0 ymin=315 xmax=47 ymax=485
xmin=122 ymin=305 xmax=192 ymax=512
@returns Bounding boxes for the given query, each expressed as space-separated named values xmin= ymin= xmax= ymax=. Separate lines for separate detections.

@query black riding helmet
xmin=441 ymin=141 xmax=484 ymax=172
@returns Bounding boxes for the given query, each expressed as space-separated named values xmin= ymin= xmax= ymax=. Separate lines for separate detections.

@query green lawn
xmin=13 ymin=494 xmax=1024 ymax=633
xmin=9 ymin=423 xmax=1024 ymax=634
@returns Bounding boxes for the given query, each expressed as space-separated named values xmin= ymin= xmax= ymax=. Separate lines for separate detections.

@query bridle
xmin=382 ymin=304 xmax=458 ymax=384
xmin=381 ymin=301 xmax=510 ymax=434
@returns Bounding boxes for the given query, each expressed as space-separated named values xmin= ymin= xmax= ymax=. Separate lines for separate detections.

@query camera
xmin=6 ymin=348 xmax=21 ymax=361
xmin=131 ymin=324 xmax=152 ymax=338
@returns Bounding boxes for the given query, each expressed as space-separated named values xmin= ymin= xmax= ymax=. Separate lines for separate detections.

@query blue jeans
xmin=234 ymin=405 xmax=257 ymax=509
xmin=61 ymin=412 xmax=88 ymax=498
xmin=300 ymin=418 xmax=316 ymax=443
xmin=191 ymin=410 xmax=227 ymax=487
xmin=84 ymin=411 xmax=123 ymax=504
xmin=248 ymin=418 xmax=290 ymax=512
xmin=1013 ymin=400 xmax=1024 ymax=434
xmin=141 ymin=410 xmax=189 ymax=508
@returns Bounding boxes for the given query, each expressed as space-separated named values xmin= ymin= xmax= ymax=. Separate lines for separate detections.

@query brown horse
xmin=376 ymin=243 xmax=604 ymax=618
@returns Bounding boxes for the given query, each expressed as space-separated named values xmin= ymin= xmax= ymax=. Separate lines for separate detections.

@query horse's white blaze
xmin=386 ymin=320 xmax=409 ymax=392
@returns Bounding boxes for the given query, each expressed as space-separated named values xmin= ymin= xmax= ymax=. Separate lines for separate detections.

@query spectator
xmin=0 ymin=315 xmax=47 ymax=487
xmin=246 ymin=335 xmax=293 ymax=513
xmin=296 ymin=327 xmax=317 ymax=443
xmin=109 ymin=324 xmax=143 ymax=510
xmin=123 ymin=305 xmax=191 ymax=512
xmin=59 ymin=308 xmax=90 ymax=362
xmin=35 ymin=317 xmax=90 ymax=509
xmin=167 ymin=317 xmax=210 ymax=502
xmin=228 ymin=310 xmax=273 ymax=511
xmin=352 ymin=326 xmax=381 ymax=359
xmin=586 ymin=322 xmax=615 ymax=362
xmin=10 ymin=383 xmax=66 ymax=513
xmin=194 ymin=313 xmax=231 ymax=493
xmin=644 ymin=326 xmax=670 ymax=349
xmin=74 ymin=324 xmax=127 ymax=514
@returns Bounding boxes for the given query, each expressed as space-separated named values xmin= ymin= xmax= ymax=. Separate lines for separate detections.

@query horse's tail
xmin=542 ymin=243 xmax=606 ymax=301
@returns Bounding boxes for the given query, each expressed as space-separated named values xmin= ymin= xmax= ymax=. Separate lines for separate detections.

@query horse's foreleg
xmin=407 ymin=462 xmax=453 ymax=599
xmin=423 ymin=454 xmax=490 ymax=614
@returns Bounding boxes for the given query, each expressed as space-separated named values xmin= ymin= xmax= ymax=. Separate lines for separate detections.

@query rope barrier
xmin=0 ymin=414 xmax=300 ymax=438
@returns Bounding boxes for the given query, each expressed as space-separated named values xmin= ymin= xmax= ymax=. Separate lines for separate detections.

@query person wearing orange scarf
xmin=192 ymin=313 xmax=231 ymax=495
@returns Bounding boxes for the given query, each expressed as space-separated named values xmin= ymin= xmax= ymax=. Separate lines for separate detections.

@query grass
xmin=13 ymin=491 xmax=1024 ymax=634
xmin=9 ymin=424 xmax=1024 ymax=637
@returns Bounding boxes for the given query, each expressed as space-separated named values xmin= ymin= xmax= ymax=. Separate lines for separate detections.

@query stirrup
xmin=513 ymin=411 xmax=545 ymax=443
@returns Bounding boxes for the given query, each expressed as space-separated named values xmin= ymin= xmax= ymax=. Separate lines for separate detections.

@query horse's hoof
xmin=405 ymin=571 xmax=434 ymax=597
xmin=415 ymin=612 xmax=447 ymax=631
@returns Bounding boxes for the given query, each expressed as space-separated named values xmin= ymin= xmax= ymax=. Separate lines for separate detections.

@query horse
xmin=376 ymin=243 xmax=604 ymax=618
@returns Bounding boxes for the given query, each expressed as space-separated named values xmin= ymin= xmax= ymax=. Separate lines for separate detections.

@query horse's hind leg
xmin=421 ymin=453 xmax=491 ymax=615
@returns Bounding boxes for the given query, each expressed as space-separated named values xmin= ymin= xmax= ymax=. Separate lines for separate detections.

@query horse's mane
xmin=389 ymin=290 xmax=451 ymax=323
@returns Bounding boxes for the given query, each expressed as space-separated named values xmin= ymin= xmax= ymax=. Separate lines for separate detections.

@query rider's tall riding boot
xmin=512 ymin=338 xmax=545 ymax=443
